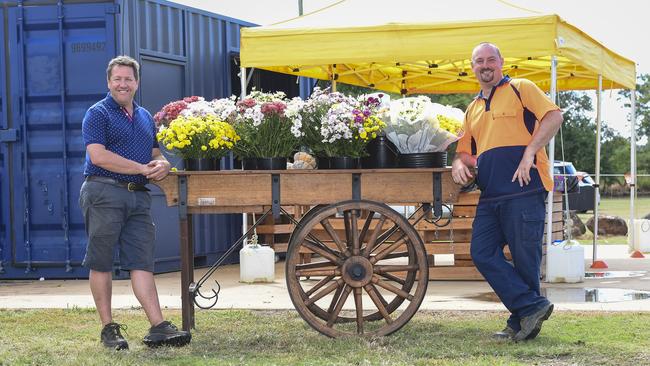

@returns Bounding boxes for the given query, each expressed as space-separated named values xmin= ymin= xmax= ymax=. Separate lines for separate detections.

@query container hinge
xmin=106 ymin=4 xmax=120 ymax=14
xmin=0 ymin=129 xmax=19 ymax=143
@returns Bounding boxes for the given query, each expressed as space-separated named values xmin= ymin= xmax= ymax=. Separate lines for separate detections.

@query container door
xmin=3 ymin=2 xmax=117 ymax=276
xmin=0 ymin=6 xmax=8 ymax=274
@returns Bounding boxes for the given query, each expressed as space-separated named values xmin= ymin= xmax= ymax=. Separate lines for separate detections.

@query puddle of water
xmin=468 ymin=288 xmax=650 ymax=303
xmin=585 ymin=271 xmax=647 ymax=279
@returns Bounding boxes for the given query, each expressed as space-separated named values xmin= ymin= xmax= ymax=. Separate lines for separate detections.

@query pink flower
xmin=237 ymin=98 xmax=257 ymax=110
xmin=260 ymin=101 xmax=286 ymax=117
xmin=183 ymin=96 xmax=201 ymax=103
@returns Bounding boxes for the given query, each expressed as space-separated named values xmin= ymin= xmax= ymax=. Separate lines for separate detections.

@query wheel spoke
xmin=371 ymin=233 xmax=409 ymax=263
xmin=327 ymin=285 xmax=352 ymax=327
xmin=305 ymin=278 xmax=344 ymax=306
xmin=296 ymin=261 xmax=338 ymax=271
xmin=320 ymin=218 xmax=351 ymax=257
xmin=305 ymin=275 xmax=335 ymax=297
xmin=358 ymin=211 xmax=375 ymax=246
xmin=354 ymin=288 xmax=364 ymax=334
xmin=302 ymin=239 xmax=342 ymax=264
xmin=373 ymin=222 xmax=400 ymax=250
xmin=377 ymin=272 xmax=406 ymax=286
xmin=349 ymin=210 xmax=360 ymax=255
xmin=374 ymin=264 xmax=420 ymax=273
xmin=377 ymin=251 xmax=410 ymax=260
xmin=327 ymin=284 xmax=345 ymax=313
xmin=363 ymin=215 xmax=387 ymax=257
xmin=296 ymin=268 xmax=341 ymax=277
xmin=372 ymin=275 xmax=414 ymax=301
xmin=364 ymin=284 xmax=393 ymax=324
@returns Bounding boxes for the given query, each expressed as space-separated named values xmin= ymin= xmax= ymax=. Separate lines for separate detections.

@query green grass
xmin=1 ymin=309 xmax=649 ymax=365
xmin=573 ymin=197 xmax=650 ymax=245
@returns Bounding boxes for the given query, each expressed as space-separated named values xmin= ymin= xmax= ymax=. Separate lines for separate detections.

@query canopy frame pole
xmin=591 ymin=74 xmax=604 ymax=267
xmin=240 ymin=67 xmax=248 ymax=244
xmin=629 ymin=89 xmax=637 ymax=252
xmin=545 ymin=56 xmax=557 ymax=251
xmin=330 ymin=64 xmax=337 ymax=92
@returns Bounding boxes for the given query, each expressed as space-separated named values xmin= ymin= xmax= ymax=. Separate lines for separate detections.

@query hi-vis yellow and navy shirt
xmin=457 ymin=76 xmax=560 ymax=201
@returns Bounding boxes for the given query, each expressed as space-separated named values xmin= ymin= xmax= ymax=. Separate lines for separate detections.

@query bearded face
xmin=471 ymin=45 xmax=504 ymax=86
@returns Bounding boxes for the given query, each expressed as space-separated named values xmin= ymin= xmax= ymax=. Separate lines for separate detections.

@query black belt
xmin=85 ymin=176 xmax=150 ymax=192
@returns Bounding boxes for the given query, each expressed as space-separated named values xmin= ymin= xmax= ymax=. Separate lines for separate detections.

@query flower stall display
xmin=156 ymin=114 xmax=240 ymax=170
xmin=300 ymin=88 xmax=385 ymax=165
xmin=154 ymin=96 xmax=239 ymax=127
xmin=231 ymin=90 xmax=304 ymax=165
xmin=382 ymin=96 xmax=464 ymax=154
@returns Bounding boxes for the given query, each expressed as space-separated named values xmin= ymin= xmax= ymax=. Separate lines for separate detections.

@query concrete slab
xmin=1 ymin=244 xmax=649 ymax=312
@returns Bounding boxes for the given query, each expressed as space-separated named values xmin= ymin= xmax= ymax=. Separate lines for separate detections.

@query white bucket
xmin=546 ymin=240 xmax=585 ymax=283
xmin=239 ymin=244 xmax=275 ymax=283
xmin=628 ymin=219 xmax=650 ymax=253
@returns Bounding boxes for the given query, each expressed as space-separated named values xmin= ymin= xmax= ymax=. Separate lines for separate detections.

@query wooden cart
xmin=154 ymin=168 xmax=460 ymax=338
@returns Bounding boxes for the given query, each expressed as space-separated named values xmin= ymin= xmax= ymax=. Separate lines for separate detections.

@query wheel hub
xmin=341 ymin=256 xmax=373 ymax=287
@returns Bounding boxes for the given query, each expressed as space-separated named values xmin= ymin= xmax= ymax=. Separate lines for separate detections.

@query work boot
xmin=143 ymin=320 xmax=191 ymax=348
xmin=101 ymin=322 xmax=129 ymax=350
xmin=492 ymin=326 xmax=516 ymax=339
xmin=513 ymin=303 xmax=554 ymax=341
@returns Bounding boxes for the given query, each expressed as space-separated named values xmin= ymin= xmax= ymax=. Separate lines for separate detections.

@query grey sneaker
xmin=513 ymin=303 xmax=554 ymax=341
xmin=143 ymin=321 xmax=191 ymax=348
xmin=492 ymin=326 xmax=516 ymax=339
xmin=101 ymin=322 xmax=129 ymax=350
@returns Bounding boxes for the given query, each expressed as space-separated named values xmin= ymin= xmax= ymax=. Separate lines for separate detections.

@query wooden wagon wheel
xmin=286 ymin=200 xmax=428 ymax=337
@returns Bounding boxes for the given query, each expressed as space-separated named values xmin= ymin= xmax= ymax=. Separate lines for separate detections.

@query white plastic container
xmin=545 ymin=240 xmax=585 ymax=283
xmin=239 ymin=244 xmax=275 ymax=283
xmin=628 ymin=219 xmax=650 ymax=253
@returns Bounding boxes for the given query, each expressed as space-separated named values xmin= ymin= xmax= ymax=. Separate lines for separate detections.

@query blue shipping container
xmin=0 ymin=0 xmax=279 ymax=279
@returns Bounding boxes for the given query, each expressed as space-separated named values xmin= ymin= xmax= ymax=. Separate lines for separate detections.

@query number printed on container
xmin=197 ymin=197 xmax=216 ymax=206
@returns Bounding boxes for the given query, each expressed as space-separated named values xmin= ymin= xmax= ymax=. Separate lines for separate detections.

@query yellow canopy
xmin=240 ymin=0 xmax=636 ymax=94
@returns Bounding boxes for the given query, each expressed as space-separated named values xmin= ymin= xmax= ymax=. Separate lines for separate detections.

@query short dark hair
xmin=106 ymin=55 xmax=140 ymax=81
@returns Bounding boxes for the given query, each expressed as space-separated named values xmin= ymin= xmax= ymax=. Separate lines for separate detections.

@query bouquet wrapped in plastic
xmin=381 ymin=96 xmax=464 ymax=153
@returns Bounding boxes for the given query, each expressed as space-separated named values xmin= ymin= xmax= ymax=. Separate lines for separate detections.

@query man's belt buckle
xmin=127 ymin=182 xmax=137 ymax=192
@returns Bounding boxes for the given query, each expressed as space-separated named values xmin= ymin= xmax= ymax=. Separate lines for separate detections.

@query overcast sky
xmin=175 ymin=0 xmax=648 ymax=138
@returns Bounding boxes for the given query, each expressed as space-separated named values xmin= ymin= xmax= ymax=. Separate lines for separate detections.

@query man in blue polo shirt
xmin=80 ymin=55 xmax=190 ymax=349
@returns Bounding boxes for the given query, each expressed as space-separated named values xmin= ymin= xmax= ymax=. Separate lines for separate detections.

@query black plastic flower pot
xmin=330 ymin=156 xmax=361 ymax=169
xmin=362 ymin=135 xmax=399 ymax=169
xmin=184 ymin=158 xmax=220 ymax=171
xmin=316 ymin=156 xmax=331 ymax=169
xmin=398 ymin=152 xmax=447 ymax=168
xmin=241 ymin=158 xmax=258 ymax=170
xmin=256 ymin=157 xmax=287 ymax=170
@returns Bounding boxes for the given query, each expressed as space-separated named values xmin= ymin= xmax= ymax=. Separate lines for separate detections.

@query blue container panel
xmin=6 ymin=2 xmax=116 ymax=270
xmin=0 ymin=0 xmax=254 ymax=278
xmin=0 ymin=6 xmax=7 ymax=273
xmin=136 ymin=0 xmax=185 ymax=56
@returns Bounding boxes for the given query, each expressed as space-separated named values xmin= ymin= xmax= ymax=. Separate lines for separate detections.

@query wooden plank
xmin=361 ymin=170 xmax=460 ymax=204
xmin=453 ymin=206 xmax=476 ymax=217
xmin=415 ymin=218 xmax=474 ymax=231
xmin=155 ymin=169 xmax=459 ymax=210
xmin=428 ymin=267 xmax=484 ymax=280
xmin=186 ymin=174 xmax=272 ymax=207
xmin=255 ymin=224 xmax=296 ymax=234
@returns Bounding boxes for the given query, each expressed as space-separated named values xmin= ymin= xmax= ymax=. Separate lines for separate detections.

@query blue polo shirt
xmin=82 ymin=93 xmax=158 ymax=184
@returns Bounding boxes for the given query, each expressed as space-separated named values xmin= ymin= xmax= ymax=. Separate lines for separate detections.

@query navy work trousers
xmin=470 ymin=191 xmax=551 ymax=331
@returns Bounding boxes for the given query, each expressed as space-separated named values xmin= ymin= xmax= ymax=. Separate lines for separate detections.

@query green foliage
xmin=554 ymin=91 xmax=596 ymax=174
xmin=619 ymin=73 xmax=650 ymax=141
